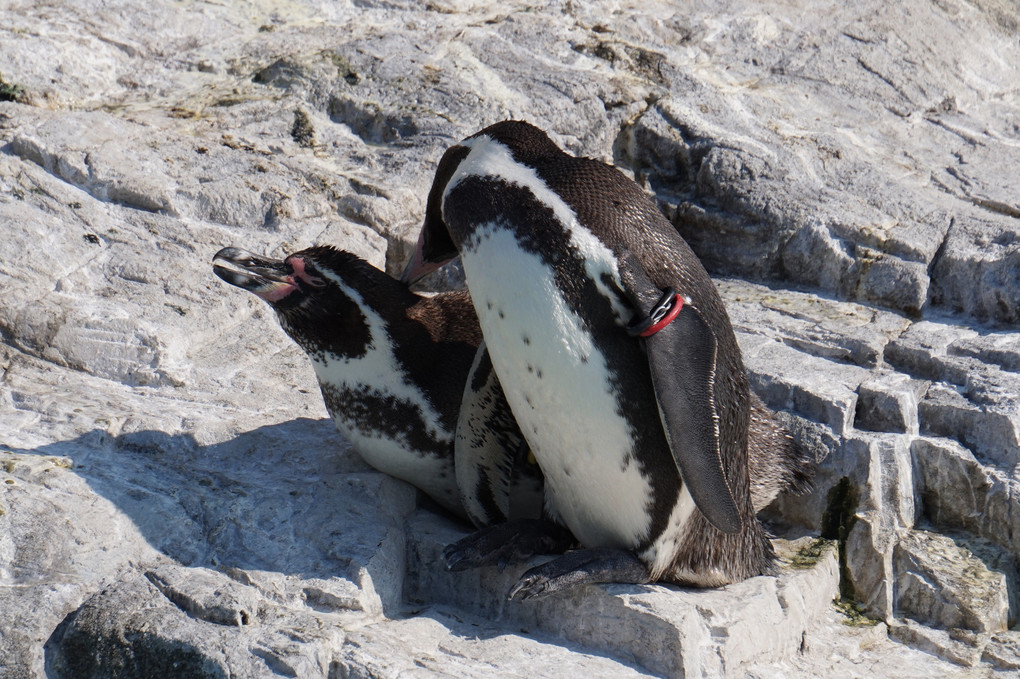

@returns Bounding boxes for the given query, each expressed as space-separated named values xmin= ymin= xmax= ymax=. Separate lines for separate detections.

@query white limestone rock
xmin=920 ymin=382 xmax=1020 ymax=468
xmin=718 ymin=278 xmax=911 ymax=369
xmin=884 ymin=320 xmax=982 ymax=381
xmin=894 ymin=529 xmax=1010 ymax=634
xmin=1 ymin=0 xmax=1019 ymax=676
xmin=45 ymin=568 xmax=351 ymax=679
xmin=950 ymin=331 xmax=1020 ymax=373
xmin=982 ymin=632 xmax=1020 ymax=671
xmin=855 ymin=372 xmax=928 ymax=435
xmin=747 ymin=607 xmax=982 ymax=679
xmin=726 ymin=277 xmax=1020 ymax=667
xmin=845 ymin=514 xmax=895 ymax=622
xmin=405 ymin=513 xmax=840 ymax=679
xmin=737 ymin=334 xmax=869 ymax=437
xmin=616 ymin=2 xmax=1020 ymax=322
xmin=336 ymin=610 xmax=658 ymax=679
xmin=913 ymin=437 xmax=1020 ymax=558
xmin=888 ymin=619 xmax=986 ymax=668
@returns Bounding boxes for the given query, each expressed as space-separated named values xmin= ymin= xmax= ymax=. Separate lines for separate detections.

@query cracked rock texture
xmin=1 ymin=0 xmax=1018 ymax=677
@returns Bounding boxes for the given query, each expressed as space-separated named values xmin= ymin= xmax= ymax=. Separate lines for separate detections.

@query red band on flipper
xmin=639 ymin=294 xmax=683 ymax=337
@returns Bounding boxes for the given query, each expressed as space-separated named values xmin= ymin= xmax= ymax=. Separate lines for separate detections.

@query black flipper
xmin=443 ymin=519 xmax=575 ymax=572
xmin=617 ymin=253 xmax=741 ymax=534
xmin=507 ymin=547 xmax=651 ymax=601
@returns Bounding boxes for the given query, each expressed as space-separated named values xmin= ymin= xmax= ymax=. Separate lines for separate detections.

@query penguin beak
xmin=399 ymin=227 xmax=444 ymax=285
xmin=212 ymin=247 xmax=298 ymax=303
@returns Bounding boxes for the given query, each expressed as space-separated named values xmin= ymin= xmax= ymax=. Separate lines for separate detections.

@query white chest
xmin=304 ymin=278 xmax=459 ymax=513
xmin=460 ymin=224 xmax=655 ymax=549
xmin=312 ymin=362 xmax=458 ymax=514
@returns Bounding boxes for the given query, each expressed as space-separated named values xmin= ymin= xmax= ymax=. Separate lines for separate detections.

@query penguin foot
xmin=506 ymin=547 xmax=651 ymax=601
xmin=443 ymin=519 xmax=574 ymax=572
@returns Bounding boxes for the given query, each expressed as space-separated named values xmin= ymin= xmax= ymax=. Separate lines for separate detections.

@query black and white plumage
xmin=213 ymin=245 xmax=541 ymax=526
xmin=402 ymin=121 xmax=811 ymax=598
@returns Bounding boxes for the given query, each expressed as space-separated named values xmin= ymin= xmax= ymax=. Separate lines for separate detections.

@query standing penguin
xmin=213 ymin=245 xmax=542 ymax=527
xmin=402 ymin=121 xmax=811 ymax=599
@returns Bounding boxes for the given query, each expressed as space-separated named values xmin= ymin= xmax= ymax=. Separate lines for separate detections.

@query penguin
xmin=213 ymin=245 xmax=543 ymax=527
xmin=747 ymin=394 xmax=813 ymax=511
xmin=401 ymin=121 xmax=812 ymax=599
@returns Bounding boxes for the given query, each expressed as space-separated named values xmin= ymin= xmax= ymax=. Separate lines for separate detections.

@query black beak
xmin=213 ymin=247 xmax=297 ymax=301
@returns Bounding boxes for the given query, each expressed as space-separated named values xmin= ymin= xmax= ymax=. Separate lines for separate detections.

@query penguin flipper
xmin=455 ymin=344 xmax=543 ymax=527
xmin=617 ymin=254 xmax=742 ymax=534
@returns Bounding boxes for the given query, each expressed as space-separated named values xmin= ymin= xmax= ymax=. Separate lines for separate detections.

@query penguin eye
xmin=303 ymin=274 xmax=326 ymax=289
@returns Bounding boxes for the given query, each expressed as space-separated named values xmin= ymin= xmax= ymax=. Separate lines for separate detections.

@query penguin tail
xmin=747 ymin=394 xmax=815 ymax=509
xmin=777 ymin=434 xmax=815 ymax=497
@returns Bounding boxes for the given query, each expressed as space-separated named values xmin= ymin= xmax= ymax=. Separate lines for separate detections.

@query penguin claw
xmin=442 ymin=544 xmax=464 ymax=571
xmin=507 ymin=574 xmax=550 ymax=601
xmin=442 ymin=534 xmax=507 ymax=572
xmin=443 ymin=542 xmax=485 ymax=572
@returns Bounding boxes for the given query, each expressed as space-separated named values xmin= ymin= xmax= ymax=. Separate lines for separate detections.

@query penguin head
xmin=213 ymin=245 xmax=375 ymax=357
xmin=399 ymin=142 xmax=468 ymax=284
xmin=400 ymin=120 xmax=562 ymax=285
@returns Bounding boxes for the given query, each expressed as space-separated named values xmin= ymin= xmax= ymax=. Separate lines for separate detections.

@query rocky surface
xmin=1 ymin=0 xmax=1019 ymax=677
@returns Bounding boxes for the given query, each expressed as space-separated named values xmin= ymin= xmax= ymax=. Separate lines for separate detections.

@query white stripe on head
xmin=444 ymin=135 xmax=631 ymax=324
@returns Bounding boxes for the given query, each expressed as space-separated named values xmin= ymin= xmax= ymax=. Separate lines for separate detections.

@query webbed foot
xmin=507 ymin=547 xmax=650 ymax=601
xmin=443 ymin=519 xmax=574 ymax=572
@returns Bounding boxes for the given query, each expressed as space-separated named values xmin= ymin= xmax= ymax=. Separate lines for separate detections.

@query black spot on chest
xmin=320 ymin=382 xmax=449 ymax=459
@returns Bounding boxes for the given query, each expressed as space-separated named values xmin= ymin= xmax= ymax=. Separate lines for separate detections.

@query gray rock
xmin=912 ymin=437 xmax=1020 ymax=574
xmin=718 ymin=277 xmax=911 ymax=369
xmin=11 ymin=112 xmax=178 ymax=214
xmin=335 ymin=610 xmax=659 ymax=679
xmin=738 ymin=333 xmax=869 ymax=437
xmin=885 ymin=320 xmax=1020 ymax=466
xmin=144 ymin=564 xmax=265 ymax=627
xmin=962 ymin=536 xmax=1020 ymax=629
xmin=919 ymin=383 xmax=1020 ymax=468
xmin=982 ymin=632 xmax=1020 ymax=671
xmin=845 ymin=514 xmax=895 ymax=621
xmin=887 ymin=619 xmax=985 ymax=668
xmin=0 ymin=408 xmax=416 ymax=677
xmin=45 ymin=569 xmax=348 ymax=679
xmin=930 ymin=212 xmax=1020 ymax=324
xmin=894 ymin=530 xmax=1009 ymax=633
xmin=950 ymin=331 xmax=1020 ymax=373
xmin=619 ymin=2 xmax=1020 ymax=323
xmin=749 ymin=606 xmax=985 ymax=679
xmin=855 ymin=372 xmax=928 ymax=435
xmin=885 ymin=321 xmax=981 ymax=381
xmin=1 ymin=0 xmax=1019 ymax=676
xmin=405 ymin=515 xmax=840 ymax=679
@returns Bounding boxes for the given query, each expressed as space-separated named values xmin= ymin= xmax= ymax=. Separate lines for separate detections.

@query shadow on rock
xmin=2 ymin=418 xmax=441 ymax=677
xmin=8 ymin=418 xmax=422 ymax=579
xmin=45 ymin=591 xmax=230 ymax=679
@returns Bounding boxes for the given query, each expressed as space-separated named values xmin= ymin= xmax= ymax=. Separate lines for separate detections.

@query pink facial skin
xmin=257 ymin=281 xmax=297 ymax=303
xmin=287 ymin=256 xmax=326 ymax=288
xmin=254 ymin=256 xmax=325 ymax=303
